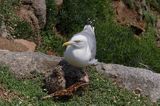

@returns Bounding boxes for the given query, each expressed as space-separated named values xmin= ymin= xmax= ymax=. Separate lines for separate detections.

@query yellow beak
xmin=62 ymin=41 xmax=72 ymax=46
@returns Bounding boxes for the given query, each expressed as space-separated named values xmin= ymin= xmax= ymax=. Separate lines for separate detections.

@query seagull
xmin=63 ymin=24 xmax=97 ymax=68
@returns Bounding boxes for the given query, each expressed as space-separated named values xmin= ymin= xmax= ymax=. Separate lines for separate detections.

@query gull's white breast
xmin=64 ymin=46 xmax=91 ymax=67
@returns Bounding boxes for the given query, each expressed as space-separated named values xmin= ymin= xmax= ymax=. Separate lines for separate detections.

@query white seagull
xmin=63 ymin=24 xmax=97 ymax=68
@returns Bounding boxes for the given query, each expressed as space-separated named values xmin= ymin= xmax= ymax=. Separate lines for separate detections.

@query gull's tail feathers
xmin=84 ymin=18 xmax=95 ymax=34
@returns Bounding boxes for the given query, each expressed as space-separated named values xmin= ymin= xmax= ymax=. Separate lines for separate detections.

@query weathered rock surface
xmin=0 ymin=51 xmax=61 ymax=79
xmin=96 ymin=63 xmax=160 ymax=102
xmin=0 ymin=37 xmax=28 ymax=52
xmin=17 ymin=6 xmax=40 ymax=31
xmin=32 ymin=0 xmax=46 ymax=28
xmin=14 ymin=39 xmax=36 ymax=52
xmin=19 ymin=0 xmax=46 ymax=29
xmin=0 ymin=21 xmax=10 ymax=38
xmin=0 ymin=37 xmax=36 ymax=52
xmin=0 ymin=51 xmax=160 ymax=102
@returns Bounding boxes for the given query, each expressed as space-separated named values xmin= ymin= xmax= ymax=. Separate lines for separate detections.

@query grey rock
xmin=0 ymin=51 xmax=61 ymax=79
xmin=0 ymin=21 xmax=10 ymax=38
xmin=32 ymin=0 xmax=46 ymax=28
xmin=96 ymin=63 xmax=160 ymax=102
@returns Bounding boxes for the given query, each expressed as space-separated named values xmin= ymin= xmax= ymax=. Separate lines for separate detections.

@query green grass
xmin=0 ymin=0 xmax=34 ymax=39
xmin=0 ymin=66 xmax=153 ymax=106
xmin=39 ymin=31 xmax=64 ymax=55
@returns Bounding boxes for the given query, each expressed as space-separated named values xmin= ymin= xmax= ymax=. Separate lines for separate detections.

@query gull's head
xmin=63 ymin=35 xmax=88 ymax=48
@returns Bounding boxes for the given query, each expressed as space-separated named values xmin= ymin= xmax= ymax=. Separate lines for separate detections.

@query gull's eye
xmin=74 ymin=40 xmax=81 ymax=43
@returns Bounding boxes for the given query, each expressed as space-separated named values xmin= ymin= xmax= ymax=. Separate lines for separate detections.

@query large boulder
xmin=96 ymin=63 xmax=160 ymax=102
xmin=0 ymin=51 xmax=61 ymax=79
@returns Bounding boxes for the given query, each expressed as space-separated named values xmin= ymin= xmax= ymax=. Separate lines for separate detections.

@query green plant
xmin=0 ymin=0 xmax=34 ymax=39
xmin=56 ymin=0 xmax=112 ymax=36
xmin=13 ymin=21 xmax=34 ymax=39
xmin=45 ymin=0 xmax=57 ymax=30
xmin=40 ymin=31 xmax=64 ymax=55
xmin=0 ymin=66 xmax=153 ymax=105
xmin=143 ymin=11 xmax=157 ymax=26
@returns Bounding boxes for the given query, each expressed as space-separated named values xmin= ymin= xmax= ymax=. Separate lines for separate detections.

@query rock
xmin=19 ymin=0 xmax=46 ymax=29
xmin=14 ymin=39 xmax=36 ymax=52
xmin=96 ymin=63 xmax=160 ymax=102
xmin=0 ymin=37 xmax=28 ymax=52
xmin=0 ymin=37 xmax=36 ymax=52
xmin=17 ymin=6 xmax=40 ymax=31
xmin=0 ymin=51 xmax=61 ymax=79
xmin=32 ymin=0 xmax=46 ymax=29
xmin=0 ymin=21 xmax=10 ymax=38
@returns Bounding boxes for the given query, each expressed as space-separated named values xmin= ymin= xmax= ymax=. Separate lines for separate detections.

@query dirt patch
xmin=0 ymin=85 xmax=23 ymax=102
xmin=113 ymin=0 xmax=145 ymax=35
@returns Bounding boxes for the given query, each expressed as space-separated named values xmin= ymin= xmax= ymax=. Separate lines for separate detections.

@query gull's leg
xmin=80 ymin=67 xmax=89 ymax=83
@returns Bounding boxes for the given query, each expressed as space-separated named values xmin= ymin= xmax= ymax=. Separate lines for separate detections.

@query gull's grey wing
xmin=75 ymin=25 xmax=96 ymax=59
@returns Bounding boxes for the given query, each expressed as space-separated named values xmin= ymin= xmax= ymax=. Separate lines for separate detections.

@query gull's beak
xmin=63 ymin=41 xmax=73 ymax=46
